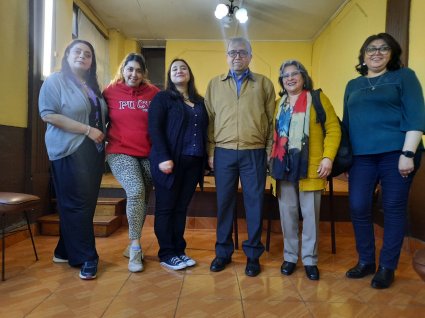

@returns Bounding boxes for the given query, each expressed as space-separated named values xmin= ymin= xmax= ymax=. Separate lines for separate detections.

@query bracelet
xmin=84 ymin=125 xmax=91 ymax=136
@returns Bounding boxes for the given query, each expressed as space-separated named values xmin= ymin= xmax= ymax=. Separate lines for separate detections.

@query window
xmin=42 ymin=0 xmax=54 ymax=78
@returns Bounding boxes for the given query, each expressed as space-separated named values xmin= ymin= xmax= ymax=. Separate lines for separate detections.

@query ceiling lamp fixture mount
xmin=215 ymin=0 xmax=248 ymax=23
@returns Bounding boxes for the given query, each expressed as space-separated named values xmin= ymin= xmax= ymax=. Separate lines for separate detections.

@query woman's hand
xmin=87 ymin=127 xmax=105 ymax=144
xmin=317 ymin=157 xmax=333 ymax=179
xmin=398 ymin=155 xmax=414 ymax=178
xmin=208 ymin=156 xmax=214 ymax=169
xmin=159 ymin=160 xmax=174 ymax=174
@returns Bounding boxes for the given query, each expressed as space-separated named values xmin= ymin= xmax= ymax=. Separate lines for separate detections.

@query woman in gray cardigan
xmin=38 ymin=39 xmax=107 ymax=280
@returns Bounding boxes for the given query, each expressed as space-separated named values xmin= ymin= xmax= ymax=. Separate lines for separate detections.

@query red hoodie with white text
xmin=103 ymin=81 xmax=160 ymax=157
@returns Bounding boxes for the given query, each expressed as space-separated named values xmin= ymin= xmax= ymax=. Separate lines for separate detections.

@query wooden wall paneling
xmin=386 ymin=0 xmax=411 ymax=66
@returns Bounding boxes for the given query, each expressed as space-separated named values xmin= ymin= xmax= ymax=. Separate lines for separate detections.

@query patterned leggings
xmin=106 ymin=154 xmax=152 ymax=240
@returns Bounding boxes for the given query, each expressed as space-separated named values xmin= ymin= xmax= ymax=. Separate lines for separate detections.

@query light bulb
xmin=235 ymin=7 xmax=248 ymax=23
xmin=215 ymin=4 xmax=229 ymax=19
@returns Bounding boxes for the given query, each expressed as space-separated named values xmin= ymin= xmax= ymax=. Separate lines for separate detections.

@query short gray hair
xmin=227 ymin=37 xmax=252 ymax=55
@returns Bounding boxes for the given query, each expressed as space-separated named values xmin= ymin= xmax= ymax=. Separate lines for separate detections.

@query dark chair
xmin=0 ymin=192 xmax=40 ymax=281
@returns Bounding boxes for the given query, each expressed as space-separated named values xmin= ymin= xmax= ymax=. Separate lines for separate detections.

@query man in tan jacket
xmin=205 ymin=37 xmax=276 ymax=277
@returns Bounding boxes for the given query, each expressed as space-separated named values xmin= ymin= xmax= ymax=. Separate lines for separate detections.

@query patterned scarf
xmin=270 ymin=90 xmax=311 ymax=182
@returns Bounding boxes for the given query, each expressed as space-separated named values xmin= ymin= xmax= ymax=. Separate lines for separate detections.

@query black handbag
xmin=311 ymin=89 xmax=353 ymax=177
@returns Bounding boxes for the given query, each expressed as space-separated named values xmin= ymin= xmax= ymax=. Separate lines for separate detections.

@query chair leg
xmin=266 ymin=206 xmax=271 ymax=252
xmin=233 ymin=205 xmax=239 ymax=250
xmin=24 ymin=211 xmax=38 ymax=261
xmin=2 ymin=213 xmax=5 ymax=281
xmin=328 ymin=177 xmax=336 ymax=254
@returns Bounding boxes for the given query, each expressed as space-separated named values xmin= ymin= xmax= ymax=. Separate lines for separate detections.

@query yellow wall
xmin=409 ymin=0 xmax=425 ymax=142
xmin=165 ymin=40 xmax=312 ymax=96
xmin=409 ymin=0 xmax=425 ymax=86
xmin=108 ymin=30 xmax=138 ymax=81
xmin=0 ymin=0 xmax=29 ymax=127
xmin=312 ymin=0 xmax=387 ymax=116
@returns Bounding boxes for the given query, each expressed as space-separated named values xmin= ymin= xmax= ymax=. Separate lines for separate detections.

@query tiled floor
xmin=1 ymin=225 xmax=424 ymax=318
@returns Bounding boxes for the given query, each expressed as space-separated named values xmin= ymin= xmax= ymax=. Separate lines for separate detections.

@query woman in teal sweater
xmin=343 ymin=33 xmax=425 ymax=289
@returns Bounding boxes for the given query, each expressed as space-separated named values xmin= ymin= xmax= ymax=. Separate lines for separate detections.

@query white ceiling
xmin=80 ymin=0 xmax=349 ymax=46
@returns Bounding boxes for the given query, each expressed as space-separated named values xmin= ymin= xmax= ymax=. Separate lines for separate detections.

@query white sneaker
xmin=179 ymin=254 xmax=196 ymax=267
xmin=128 ymin=248 xmax=144 ymax=272
xmin=53 ymin=255 xmax=68 ymax=263
xmin=124 ymin=244 xmax=144 ymax=260
xmin=160 ymin=256 xmax=187 ymax=270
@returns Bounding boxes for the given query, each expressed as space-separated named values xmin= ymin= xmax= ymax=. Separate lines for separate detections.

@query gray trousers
xmin=277 ymin=181 xmax=321 ymax=265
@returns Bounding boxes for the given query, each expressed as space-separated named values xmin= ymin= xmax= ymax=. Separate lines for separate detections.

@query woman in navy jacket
xmin=149 ymin=58 xmax=208 ymax=270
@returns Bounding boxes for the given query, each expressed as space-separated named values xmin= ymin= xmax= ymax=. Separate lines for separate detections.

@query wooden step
xmin=38 ymin=213 xmax=122 ymax=237
xmin=95 ymin=197 xmax=126 ymax=216
xmin=51 ymin=197 xmax=126 ymax=217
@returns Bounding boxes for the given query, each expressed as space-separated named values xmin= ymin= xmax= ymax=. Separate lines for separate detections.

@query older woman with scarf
xmin=269 ymin=60 xmax=341 ymax=280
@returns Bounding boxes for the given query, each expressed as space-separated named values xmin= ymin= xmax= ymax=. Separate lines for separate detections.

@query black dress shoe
xmin=304 ymin=265 xmax=320 ymax=280
xmin=245 ymin=258 xmax=261 ymax=277
xmin=280 ymin=261 xmax=296 ymax=276
xmin=346 ymin=263 xmax=376 ymax=279
xmin=210 ymin=257 xmax=231 ymax=272
xmin=371 ymin=266 xmax=394 ymax=289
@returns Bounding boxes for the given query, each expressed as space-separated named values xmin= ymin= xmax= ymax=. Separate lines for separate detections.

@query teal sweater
xmin=343 ymin=68 xmax=425 ymax=155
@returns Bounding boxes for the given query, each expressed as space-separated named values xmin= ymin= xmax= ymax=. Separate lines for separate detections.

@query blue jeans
xmin=349 ymin=151 xmax=419 ymax=269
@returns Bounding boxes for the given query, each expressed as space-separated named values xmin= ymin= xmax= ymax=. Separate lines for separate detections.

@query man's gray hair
xmin=227 ymin=37 xmax=252 ymax=55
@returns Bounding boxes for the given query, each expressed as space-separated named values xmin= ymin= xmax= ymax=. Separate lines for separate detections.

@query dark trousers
xmin=349 ymin=151 xmax=419 ymax=269
xmin=51 ymin=138 xmax=104 ymax=266
xmin=153 ymin=155 xmax=203 ymax=261
xmin=214 ymin=147 xmax=266 ymax=259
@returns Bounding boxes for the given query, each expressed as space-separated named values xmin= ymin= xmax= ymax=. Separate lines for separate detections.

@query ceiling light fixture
xmin=215 ymin=0 xmax=248 ymax=24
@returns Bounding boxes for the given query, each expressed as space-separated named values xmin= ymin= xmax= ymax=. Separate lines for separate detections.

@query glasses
xmin=281 ymin=70 xmax=302 ymax=79
xmin=227 ymin=50 xmax=249 ymax=58
xmin=365 ymin=46 xmax=391 ymax=55
xmin=124 ymin=67 xmax=143 ymax=74
xmin=70 ymin=48 xmax=92 ymax=59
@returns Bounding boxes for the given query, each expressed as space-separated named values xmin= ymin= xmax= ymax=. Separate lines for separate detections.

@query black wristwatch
xmin=401 ymin=150 xmax=415 ymax=158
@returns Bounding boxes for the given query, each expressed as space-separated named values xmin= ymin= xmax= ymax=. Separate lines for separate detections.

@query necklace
xmin=366 ymin=72 xmax=386 ymax=91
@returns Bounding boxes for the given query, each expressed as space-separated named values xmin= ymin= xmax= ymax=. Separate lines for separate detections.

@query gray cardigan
xmin=39 ymin=72 xmax=108 ymax=160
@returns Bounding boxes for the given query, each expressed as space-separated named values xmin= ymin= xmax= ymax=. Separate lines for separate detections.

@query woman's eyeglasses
xmin=281 ymin=70 xmax=301 ymax=79
xmin=365 ymin=46 xmax=391 ymax=55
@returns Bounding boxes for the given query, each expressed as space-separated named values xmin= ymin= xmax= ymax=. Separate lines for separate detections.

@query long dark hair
xmin=61 ymin=39 xmax=101 ymax=96
xmin=355 ymin=32 xmax=403 ymax=75
xmin=278 ymin=59 xmax=314 ymax=97
xmin=111 ymin=53 xmax=149 ymax=85
xmin=166 ymin=58 xmax=203 ymax=103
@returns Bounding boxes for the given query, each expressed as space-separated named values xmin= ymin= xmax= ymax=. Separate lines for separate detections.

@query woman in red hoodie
xmin=103 ymin=53 xmax=160 ymax=272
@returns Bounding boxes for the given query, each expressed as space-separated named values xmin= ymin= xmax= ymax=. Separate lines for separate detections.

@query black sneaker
xmin=79 ymin=259 xmax=98 ymax=280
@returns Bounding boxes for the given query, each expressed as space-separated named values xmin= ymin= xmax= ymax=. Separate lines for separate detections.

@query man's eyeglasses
xmin=281 ymin=70 xmax=301 ymax=79
xmin=227 ymin=50 xmax=249 ymax=58
xmin=365 ymin=46 xmax=391 ymax=56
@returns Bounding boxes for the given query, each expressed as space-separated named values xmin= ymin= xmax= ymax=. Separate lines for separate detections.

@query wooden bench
xmin=199 ymin=175 xmax=348 ymax=253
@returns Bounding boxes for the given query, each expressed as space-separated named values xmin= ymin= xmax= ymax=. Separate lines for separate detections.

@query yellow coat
xmin=270 ymin=90 xmax=341 ymax=195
